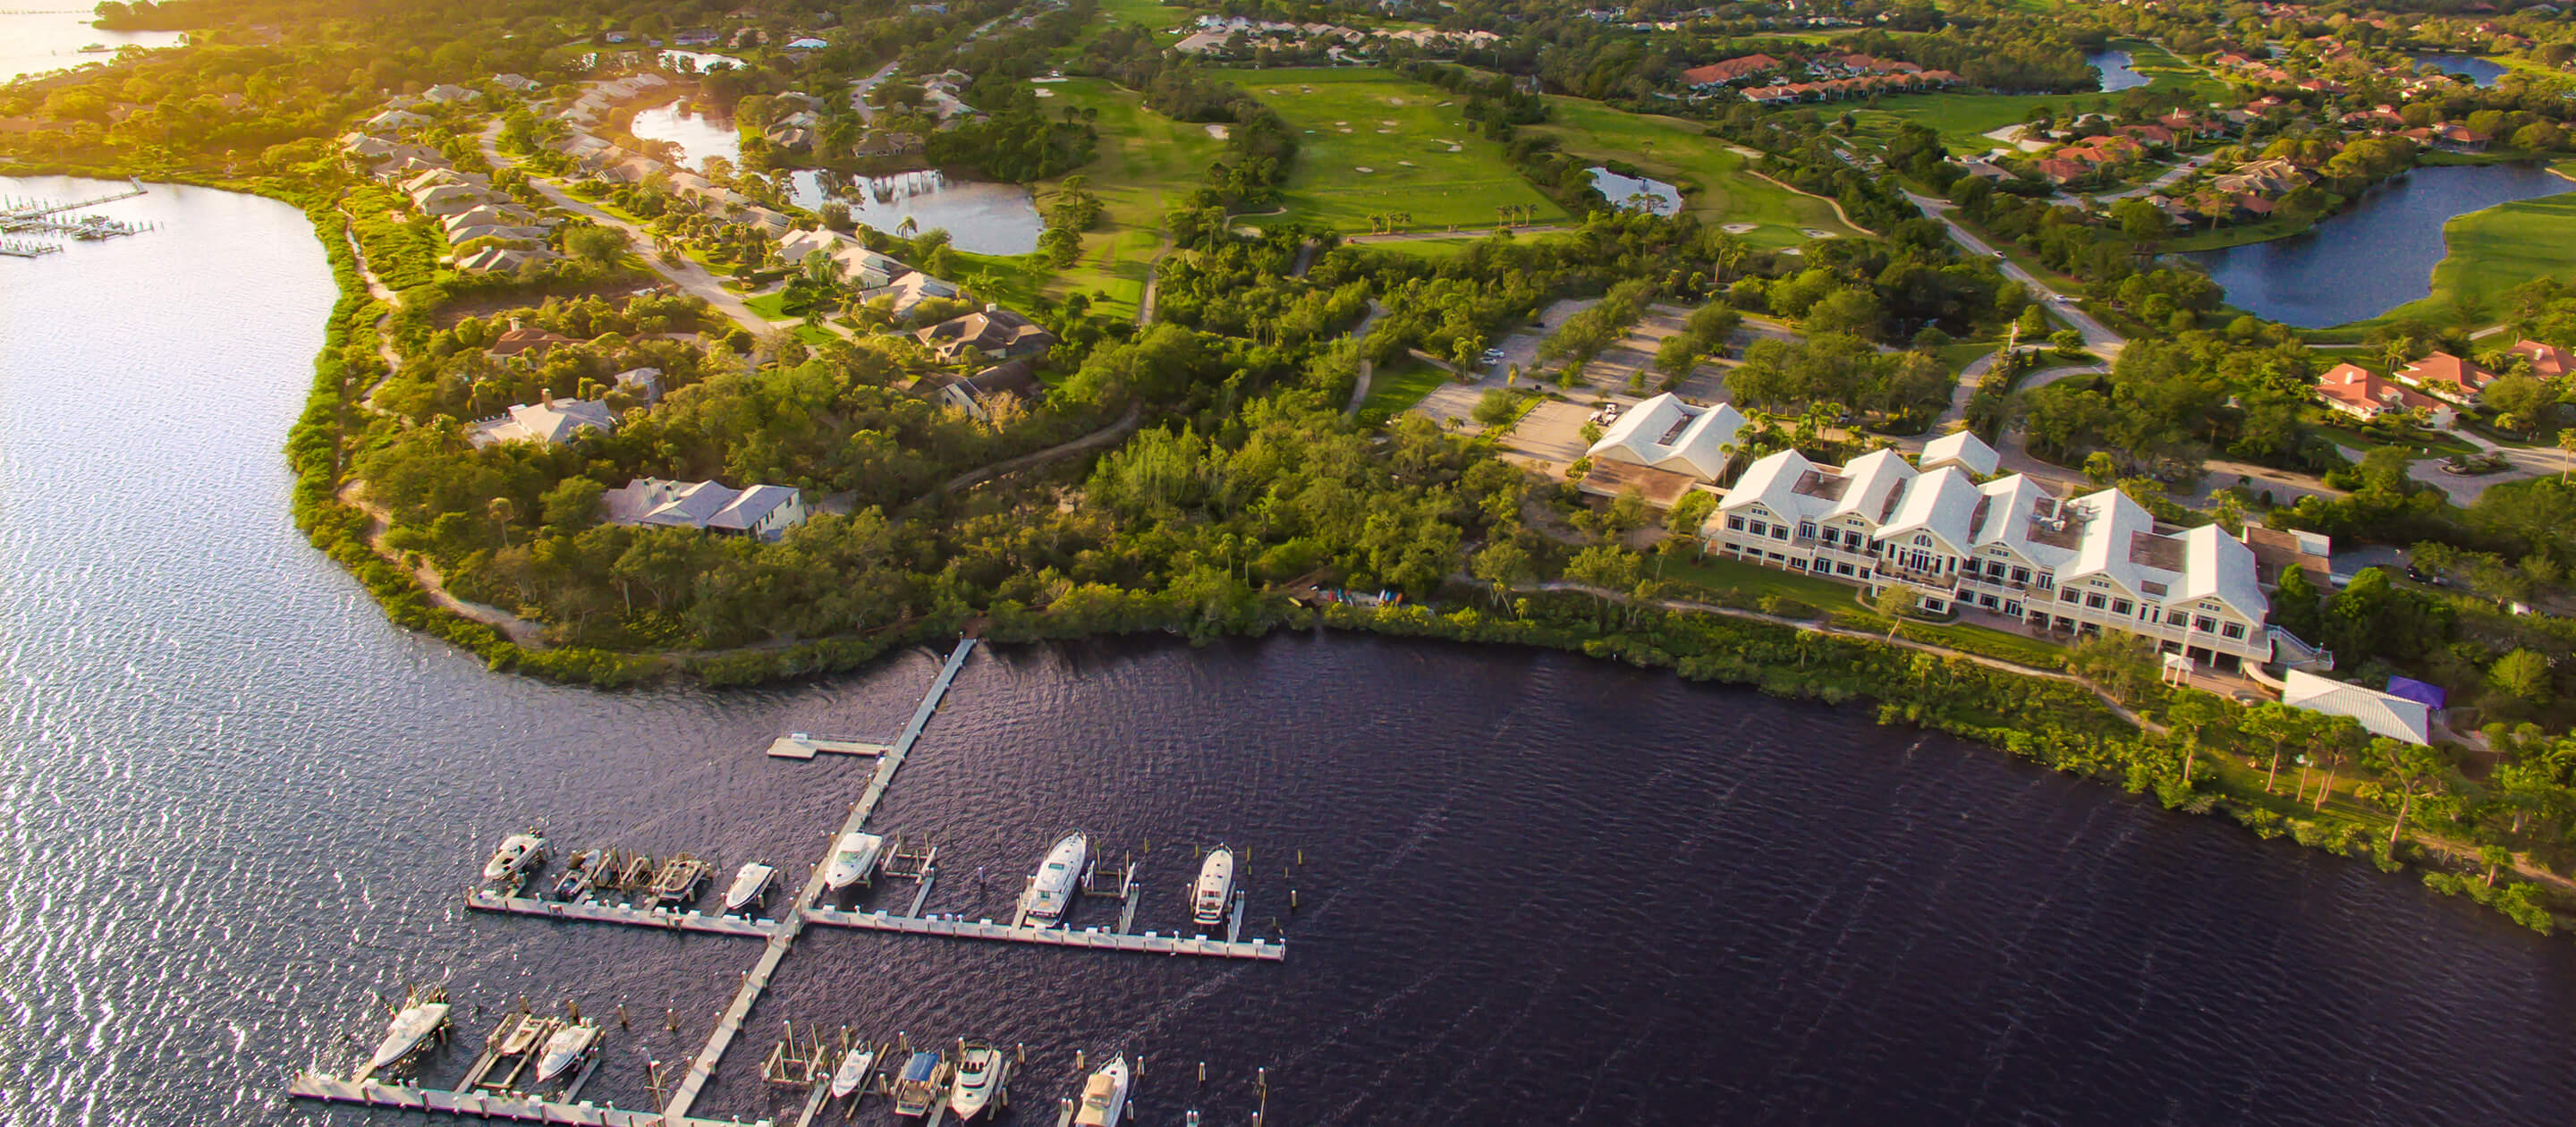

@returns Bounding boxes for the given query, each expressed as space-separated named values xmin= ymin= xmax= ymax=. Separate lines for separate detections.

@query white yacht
xmin=823 ymin=832 xmax=886 ymax=893
xmin=368 ymin=999 xmax=451 ymax=1072
xmin=723 ymin=862 xmax=776 ymax=914
xmin=482 ymin=831 xmax=547 ymax=884
xmin=1191 ymin=845 xmax=1235 ymax=928
xmin=946 ymin=1040 xmax=1005 ymax=1121
xmin=828 ymin=1044 xmax=877 ymax=1100
xmin=1021 ymin=832 xmax=1087 ymax=927
xmin=534 ymin=1021 xmax=601 ymax=1083
xmin=1071 ymin=1055 xmax=1131 ymax=1127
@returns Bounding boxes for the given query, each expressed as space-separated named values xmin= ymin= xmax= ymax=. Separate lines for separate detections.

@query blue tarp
xmin=2385 ymin=675 xmax=2447 ymax=710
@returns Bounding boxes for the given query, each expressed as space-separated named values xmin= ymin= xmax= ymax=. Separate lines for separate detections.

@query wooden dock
xmin=801 ymin=908 xmax=1284 ymax=962
xmin=286 ymin=1073 xmax=758 ymax=1126
xmin=765 ymin=733 xmax=893 ymax=759
xmin=463 ymin=889 xmax=780 ymax=938
xmin=660 ymin=638 xmax=979 ymax=1123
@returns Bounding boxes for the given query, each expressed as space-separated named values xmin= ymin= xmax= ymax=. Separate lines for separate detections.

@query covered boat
xmin=534 ymin=1021 xmax=601 ymax=1083
xmin=368 ymin=1000 xmax=451 ymax=1072
xmin=1021 ymin=832 xmax=1088 ymax=926
xmin=946 ymin=1040 xmax=1004 ymax=1121
xmin=823 ymin=832 xmax=886 ymax=892
xmin=1191 ymin=845 xmax=1234 ymax=928
xmin=1072 ymin=1055 xmax=1131 ymax=1127
xmin=891 ymin=1050 xmax=944 ymax=1117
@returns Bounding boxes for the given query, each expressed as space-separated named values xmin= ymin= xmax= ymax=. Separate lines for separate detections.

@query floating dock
xmin=285 ymin=1073 xmax=759 ymax=1127
xmin=464 ymin=889 xmax=779 ymax=938
xmin=801 ymin=907 xmax=1284 ymax=961
xmin=765 ymin=733 xmax=893 ymax=759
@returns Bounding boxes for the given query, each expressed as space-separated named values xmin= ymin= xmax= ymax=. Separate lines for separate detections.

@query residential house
xmin=442 ymin=204 xmax=541 ymax=236
xmin=1707 ymin=448 xmax=2275 ymax=667
xmin=2508 ymin=338 xmax=2570 ymax=378
xmin=2394 ymin=352 xmax=2497 ymax=402
xmin=2315 ymin=362 xmax=2457 ymax=427
xmin=2282 ymin=668 xmax=2432 ymax=743
xmin=1680 ymin=54 xmax=1782 ymax=88
xmin=365 ymin=108 xmax=431 ymax=132
xmin=455 ymin=245 xmax=557 ymax=274
xmin=2029 ymin=158 xmax=2089 ymax=185
xmin=861 ymin=270 xmax=962 ymax=319
xmin=930 ymin=358 xmax=1043 ymax=421
xmin=423 ymin=83 xmax=481 ymax=105
xmin=1581 ymin=393 xmax=1750 ymax=483
xmin=609 ymin=366 xmax=665 ymax=404
xmin=468 ymin=394 xmax=614 ymax=447
xmin=603 ymin=478 xmax=809 ymax=540
xmin=914 ymin=307 xmax=1055 ymax=362
xmin=487 ymin=326 xmax=578 ymax=359
xmin=2434 ymin=123 xmax=2491 ymax=152
xmin=491 ymin=73 xmax=540 ymax=93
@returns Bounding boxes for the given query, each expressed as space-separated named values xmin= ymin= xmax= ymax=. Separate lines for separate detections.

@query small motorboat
xmin=482 ymin=831 xmax=548 ymax=884
xmin=368 ymin=997 xmax=451 ymax=1072
xmin=723 ymin=862 xmax=775 ymax=914
xmin=534 ymin=1021 xmax=602 ymax=1083
xmin=496 ymin=1014 xmax=547 ymax=1059
xmin=78 ymin=42 xmax=110 ymax=53
xmin=823 ymin=832 xmax=886 ymax=893
xmin=891 ymin=1049 xmax=944 ymax=1117
xmin=1071 ymin=1055 xmax=1131 ymax=1127
xmin=946 ymin=1040 xmax=1005 ymax=1121
xmin=1191 ymin=845 xmax=1235 ymax=928
xmin=828 ymin=1044 xmax=877 ymax=1100
xmin=549 ymin=850 xmax=603 ymax=901
xmin=1021 ymin=831 xmax=1088 ymax=927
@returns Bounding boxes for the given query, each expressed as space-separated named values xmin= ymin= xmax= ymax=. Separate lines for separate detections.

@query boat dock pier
xmin=286 ymin=1073 xmax=753 ymax=1127
xmin=658 ymin=637 xmax=979 ymax=1124
xmin=464 ymin=888 xmax=781 ymax=937
xmin=801 ymin=907 xmax=1284 ymax=961
xmin=765 ymin=733 xmax=892 ymax=759
xmin=0 ymin=238 xmax=60 ymax=258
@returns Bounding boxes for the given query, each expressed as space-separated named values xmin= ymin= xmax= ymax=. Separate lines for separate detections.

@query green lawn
xmin=1659 ymin=554 xmax=2068 ymax=667
xmin=1525 ymin=97 xmax=1862 ymax=247
xmin=1025 ymin=76 xmax=1222 ymax=317
xmin=2330 ymin=174 xmax=2576 ymax=334
xmin=1210 ymin=67 xmax=1571 ymax=234
xmin=1360 ymin=358 xmax=1451 ymax=416
xmin=1093 ymin=0 xmax=1194 ymax=39
xmin=1843 ymin=41 xmax=2224 ymax=158
xmin=741 ymin=290 xmax=789 ymax=320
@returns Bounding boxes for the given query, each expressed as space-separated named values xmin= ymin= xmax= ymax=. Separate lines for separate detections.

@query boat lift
xmin=1083 ymin=853 xmax=1142 ymax=935
xmin=760 ymin=1020 xmax=834 ymax=1087
xmin=647 ymin=854 xmax=713 ymax=908
xmin=877 ymin=834 xmax=939 ymax=917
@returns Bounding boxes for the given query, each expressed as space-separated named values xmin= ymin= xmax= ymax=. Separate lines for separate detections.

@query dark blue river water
xmin=2185 ymin=163 xmax=2575 ymax=327
xmin=7 ymin=175 xmax=2576 ymax=1126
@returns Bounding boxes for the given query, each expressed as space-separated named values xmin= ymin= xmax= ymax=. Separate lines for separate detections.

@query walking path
xmin=936 ymin=401 xmax=1144 ymax=494
xmin=1903 ymin=190 xmax=2126 ymax=362
xmin=1340 ymin=299 xmax=1386 ymax=416
xmin=337 ymin=482 xmax=549 ymax=648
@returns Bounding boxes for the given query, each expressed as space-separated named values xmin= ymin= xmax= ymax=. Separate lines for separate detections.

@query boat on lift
xmin=1021 ymin=831 xmax=1088 ymax=927
xmin=483 ymin=831 xmax=548 ymax=884
xmin=1191 ymin=845 xmax=1234 ymax=928
xmin=828 ymin=1042 xmax=878 ymax=1100
xmin=1071 ymin=1055 xmax=1131 ymax=1127
xmin=367 ymin=994 xmax=452 ymax=1072
xmin=946 ymin=1040 xmax=1005 ymax=1121
xmin=549 ymin=850 xmax=604 ymax=900
xmin=823 ymin=832 xmax=886 ymax=893
xmin=723 ymin=862 xmax=775 ymax=914
xmin=534 ymin=1020 xmax=602 ymax=1083
xmin=891 ymin=1050 xmax=945 ymax=1117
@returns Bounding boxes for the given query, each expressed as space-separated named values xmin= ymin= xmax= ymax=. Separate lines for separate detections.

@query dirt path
xmin=937 ymin=400 xmax=1144 ymax=494
xmin=1340 ymin=300 xmax=1386 ymax=417
xmin=338 ymin=481 xmax=549 ymax=648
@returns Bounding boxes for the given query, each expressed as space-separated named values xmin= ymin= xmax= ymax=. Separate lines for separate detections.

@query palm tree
xmin=2379 ymin=335 xmax=2415 ymax=371
xmin=487 ymin=496 xmax=517 ymax=547
xmin=2558 ymin=428 xmax=2576 ymax=483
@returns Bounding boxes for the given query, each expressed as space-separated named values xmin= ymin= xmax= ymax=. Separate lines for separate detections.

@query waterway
xmin=2411 ymin=52 xmax=2509 ymax=88
xmin=0 ymin=10 xmax=185 ymax=83
xmin=1588 ymin=167 xmax=1682 ymax=217
xmin=790 ymin=168 xmax=1044 ymax=255
xmin=2183 ymin=163 xmax=2576 ymax=327
xmin=10 ymin=174 xmax=2576 ymax=1126
xmin=2087 ymin=49 xmax=2149 ymax=93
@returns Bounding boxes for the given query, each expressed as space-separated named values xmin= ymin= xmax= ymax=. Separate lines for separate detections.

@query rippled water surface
xmin=0 ymin=12 xmax=185 ymax=83
xmin=8 ymin=176 xmax=2576 ymax=1126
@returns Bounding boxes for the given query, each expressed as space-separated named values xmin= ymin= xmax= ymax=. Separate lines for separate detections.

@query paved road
xmin=475 ymin=119 xmax=775 ymax=335
xmin=1904 ymin=190 xmax=2126 ymax=363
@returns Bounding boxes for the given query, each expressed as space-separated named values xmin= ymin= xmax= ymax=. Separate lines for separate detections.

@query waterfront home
xmin=442 ymin=204 xmax=542 ymax=236
xmin=928 ymin=358 xmax=1042 ymax=422
xmin=468 ymin=394 xmax=615 ymax=447
xmin=610 ymin=366 xmax=665 ymax=404
xmin=1919 ymin=429 xmax=2001 ymax=477
xmin=491 ymin=73 xmax=540 ymax=93
xmin=602 ymin=478 xmax=809 ymax=540
xmin=454 ymin=246 xmax=557 ymax=274
xmin=2282 ymin=668 xmax=2432 ymax=743
xmin=1705 ymin=446 xmax=2275 ymax=669
xmin=914 ymin=308 xmax=1055 ymax=362
xmin=860 ymin=270 xmax=962 ymax=319
xmin=1582 ymin=393 xmax=1749 ymax=484
xmin=487 ymin=326 xmax=578 ymax=359
xmin=2315 ymin=362 xmax=2457 ymax=427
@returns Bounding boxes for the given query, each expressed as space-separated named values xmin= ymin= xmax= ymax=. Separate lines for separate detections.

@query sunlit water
xmin=0 ymin=11 xmax=185 ymax=83
xmin=1588 ymin=167 xmax=1682 ymax=217
xmin=7 ymin=175 xmax=2576 ymax=1125
xmin=628 ymin=101 xmax=742 ymax=172
xmin=791 ymin=168 xmax=1043 ymax=255
xmin=2087 ymin=50 xmax=2148 ymax=93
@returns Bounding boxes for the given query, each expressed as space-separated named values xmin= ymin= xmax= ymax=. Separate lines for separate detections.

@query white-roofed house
xmin=411 ymin=183 xmax=500 ymax=217
xmin=2282 ymin=669 xmax=2432 ymax=744
xmin=609 ymin=366 xmax=665 ymax=404
xmin=423 ymin=83 xmax=481 ymax=105
xmin=602 ymin=479 xmax=809 ymax=541
xmin=454 ymin=245 xmax=558 ymax=274
xmin=1919 ymin=429 xmax=2000 ymax=477
xmin=366 ymin=108 xmax=432 ymax=131
xmin=468 ymin=394 xmax=614 ymax=446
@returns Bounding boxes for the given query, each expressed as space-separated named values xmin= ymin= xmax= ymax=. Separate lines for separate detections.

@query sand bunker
xmin=1397 ymin=160 xmax=1416 ymax=166
xmin=1446 ymin=145 xmax=1462 ymax=152
xmin=1354 ymin=166 xmax=1374 ymax=173
xmin=1205 ymin=123 xmax=1231 ymax=139
xmin=1381 ymin=119 xmax=1397 ymax=125
xmin=1032 ymin=89 xmax=1055 ymax=97
xmin=1801 ymin=228 xmax=1835 ymax=239
xmin=1376 ymin=128 xmax=1393 ymax=133
xmin=1722 ymin=223 xmax=1759 ymax=234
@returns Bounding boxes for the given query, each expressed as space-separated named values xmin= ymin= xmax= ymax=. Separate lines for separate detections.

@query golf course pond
xmin=2181 ymin=162 xmax=2576 ymax=328
xmin=1589 ymin=167 xmax=1682 ymax=216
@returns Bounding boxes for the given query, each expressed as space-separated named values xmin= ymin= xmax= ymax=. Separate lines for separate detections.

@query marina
xmin=801 ymin=907 xmax=1284 ymax=961
xmin=463 ymin=888 xmax=781 ymax=937
xmin=0 ymin=178 xmax=157 ymax=253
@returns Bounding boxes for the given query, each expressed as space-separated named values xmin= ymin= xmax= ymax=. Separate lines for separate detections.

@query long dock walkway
xmin=660 ymin=638 xmax=978 ymax=1123
xmin=463 ymin=890 xmax=780 ymax=938
xmin=801 ymin=909 xmax=1284 ymax=962
xmin=287 ymin=1073 xmax=754 ymax=1127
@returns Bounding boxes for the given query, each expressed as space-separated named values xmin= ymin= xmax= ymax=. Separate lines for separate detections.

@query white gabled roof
xmin=1713 ymin=448 xmax=1828 ymax=524
xmin=2283 ymin=669 xmax=2431 ymax=745
xmin=2175 ymin=522 xmax=2266 ymax=621
xmin=1877 ymin=465 xmax=1981 ymax=552
xmin=1582 ymin=393 xmax=1748 ymax=480
xmin=1920 ymin=429 xmax=1999 ymax=477
xmin=1826 ymin=448 xmax=1916 ymax=526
